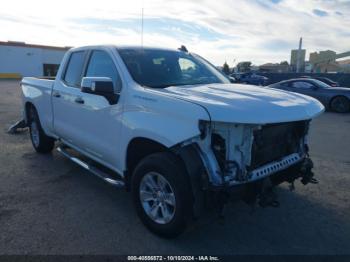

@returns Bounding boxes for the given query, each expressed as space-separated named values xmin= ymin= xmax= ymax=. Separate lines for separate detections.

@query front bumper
xmin=209 ymin=156 xmax=316 ymax=206
xmin=228 ymin=153 xmax=303 ymax=186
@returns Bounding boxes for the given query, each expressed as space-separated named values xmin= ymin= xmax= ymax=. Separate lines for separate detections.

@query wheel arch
xmin=125 ymin=137 xmax=169 ymax=189
xmin=125 ymin=137 xmax=208 ymax=217
xmin=24 ymin=101 xmax=35 ymax=124
xmin=124 ymin=137 xmax=207 ymax=217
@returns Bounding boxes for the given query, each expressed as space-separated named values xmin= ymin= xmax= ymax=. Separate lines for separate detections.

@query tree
xmin=222 ymin=61 xmax=230 ymax=75
xmin=237 ymin=61 xmax=251 ymax=73
xmin=280 ymin=61 xmax=289 ymax=66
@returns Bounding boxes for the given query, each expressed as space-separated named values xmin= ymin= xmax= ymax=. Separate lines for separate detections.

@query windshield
xmin=118 ymin=48 xmax=229 ymax=88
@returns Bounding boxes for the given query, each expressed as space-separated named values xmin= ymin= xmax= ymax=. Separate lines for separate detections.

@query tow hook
xmin=300 ymin=158 xmax=318 ymax=185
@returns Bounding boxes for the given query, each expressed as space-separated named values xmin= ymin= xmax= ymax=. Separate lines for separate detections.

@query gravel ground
xmin=0 ymin=80 xmax=350 ymax=255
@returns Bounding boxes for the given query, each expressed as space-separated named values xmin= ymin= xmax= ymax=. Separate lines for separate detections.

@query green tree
xmin=222 ymin=61 xmax=230 ymax=75
xmin=237 ymin=61 xmax=251 ymax=73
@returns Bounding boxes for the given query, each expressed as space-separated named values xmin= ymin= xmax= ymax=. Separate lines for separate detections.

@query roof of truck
xmin=69 ymin=45 xmax=185 ymax=53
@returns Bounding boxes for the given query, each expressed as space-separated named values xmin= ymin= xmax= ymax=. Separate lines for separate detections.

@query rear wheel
xmin=28 ymin=106 xmax=55 ymax=153
xmin=131 ymin=152 xmax=193 ymax=238
xmin=330 ymin=96 xmax=350 ymax=113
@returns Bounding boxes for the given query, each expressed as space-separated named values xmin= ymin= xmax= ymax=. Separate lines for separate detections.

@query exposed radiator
xmin=249 ymin=121 xmax=308 ymax=170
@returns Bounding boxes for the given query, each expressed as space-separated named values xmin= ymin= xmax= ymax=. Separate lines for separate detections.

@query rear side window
xmin=63 ymin=51 xmax=86 ymax=87
xmin=85 ymin=50 xmax=121 ymax=91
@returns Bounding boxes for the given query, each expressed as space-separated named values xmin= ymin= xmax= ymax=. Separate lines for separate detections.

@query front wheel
xmin=131 ymin=152 xmax=193 ymax=238
xmin=29 ymin=107 xmax=55 ymax=153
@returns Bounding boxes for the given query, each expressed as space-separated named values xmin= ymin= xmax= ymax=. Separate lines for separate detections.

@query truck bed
xmin=21 ymin=77 xmax=55 ymax=89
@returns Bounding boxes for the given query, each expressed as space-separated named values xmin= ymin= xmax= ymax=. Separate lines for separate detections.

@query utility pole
xmin=141 ymin=7 xmax=144 ymax=48
xmin=296 ymin=37 xmax=302 ymax=73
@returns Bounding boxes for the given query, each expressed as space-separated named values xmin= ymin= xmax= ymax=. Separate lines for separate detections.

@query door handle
xmin=75 ymin=97 xmax=85 ymax=104
xmin=53 ymin=91 xmax=61 ymax=98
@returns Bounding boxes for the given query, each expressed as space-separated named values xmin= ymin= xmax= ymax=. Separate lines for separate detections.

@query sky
xmin=0 ymin=0 xmax=349 ymax=66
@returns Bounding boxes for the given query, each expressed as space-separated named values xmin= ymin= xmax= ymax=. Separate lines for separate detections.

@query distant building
xmin=304 ymin=61 xmax=313 ymax=73
xmin=290 ymin=49 xmax=306 ymax=72
xmin=259 ymin=63 xmax=290 ymax=73
xmin=309 ymin=50 xmax=336 ymax=73
xmin=309 ymin=50 xmax=336 ymax=65
xmin=317 ymin=62 xmax=340 ymax=73
xmin=337 ymin=59 xmax=350 ymax=73
xmin=0 ymin=41 xmax=71 ymax=78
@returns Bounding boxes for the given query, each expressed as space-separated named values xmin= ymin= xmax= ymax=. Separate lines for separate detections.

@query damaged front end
xmin=193 ymin=119 xmax=318 ymax=209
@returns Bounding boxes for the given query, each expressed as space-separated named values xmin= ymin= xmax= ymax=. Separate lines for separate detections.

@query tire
xmin=131 ymin=152 xmax=193 ymax=238
xmin=28 ymin=106 xmax=55 ymax=153
xmin=330 ymin=96 xmax=350 ymax=113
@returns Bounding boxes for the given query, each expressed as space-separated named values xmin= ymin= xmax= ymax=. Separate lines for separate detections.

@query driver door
xmin=77 ymin=50 xmax=124 ymax=170
xmin=53 ymin=49 xmax=124 ymax=171
xmin=289 ymin=81 xmax=322 ymax=100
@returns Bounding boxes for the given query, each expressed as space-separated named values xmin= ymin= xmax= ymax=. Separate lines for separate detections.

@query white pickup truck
xmin=21 ymin=45 xmax=324 ymax=237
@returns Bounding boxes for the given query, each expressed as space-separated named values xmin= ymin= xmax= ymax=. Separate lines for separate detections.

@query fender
xmin=119 ymin=86 xmax=210 ymax=171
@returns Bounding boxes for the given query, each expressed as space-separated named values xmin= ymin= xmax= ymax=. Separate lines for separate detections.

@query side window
xmin=178 ymin=58 xmax=200 ymax=79
xmin=179 ymin=58 xmax=197 ymax=72
xmin=291 ymin=81 xmax=314 ymax=89
xmin=63 ymin=51 xmax=86 ymax=87
xmin=85 ymin=50 xmax=121 ymax=92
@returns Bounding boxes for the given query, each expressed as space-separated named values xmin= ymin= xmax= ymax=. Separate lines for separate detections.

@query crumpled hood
xmin=153 ymin=83 xmax=324 ymax=124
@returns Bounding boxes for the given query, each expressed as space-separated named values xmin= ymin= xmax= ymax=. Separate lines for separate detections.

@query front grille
xmin=249 ymin=121 xmax=308 ymax=170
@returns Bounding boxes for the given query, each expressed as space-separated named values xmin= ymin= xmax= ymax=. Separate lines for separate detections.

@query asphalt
xmin=0 ymin=80 xmax=350 ymax=255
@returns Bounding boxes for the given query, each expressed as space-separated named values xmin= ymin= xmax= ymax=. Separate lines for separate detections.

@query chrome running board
xmin=57 ymin=146 xmax=125 ymax=188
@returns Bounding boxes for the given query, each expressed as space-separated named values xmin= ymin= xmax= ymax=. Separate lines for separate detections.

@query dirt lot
xmin=0 ymin=79 xmax=350 ymax=255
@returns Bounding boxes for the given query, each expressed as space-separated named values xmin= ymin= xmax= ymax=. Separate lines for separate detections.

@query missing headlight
xmin=211 ymin=133 xmax=226 ymax=171
xmin=211 ymin=133 xmax=240 ymax=182
xmin=198 ymin=120 xmax=209 ymax=139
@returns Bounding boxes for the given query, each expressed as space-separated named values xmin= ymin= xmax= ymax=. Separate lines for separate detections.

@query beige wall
xmin=309 ymin=50 xmax=336 ymax=65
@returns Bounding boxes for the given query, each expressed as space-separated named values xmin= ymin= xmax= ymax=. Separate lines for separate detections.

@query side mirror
xmin=81 ymin=77 xmax=119 ymax=104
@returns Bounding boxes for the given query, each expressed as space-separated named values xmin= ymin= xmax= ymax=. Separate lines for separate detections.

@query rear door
xmin=52 ymin=50 xmax=87 ymax=145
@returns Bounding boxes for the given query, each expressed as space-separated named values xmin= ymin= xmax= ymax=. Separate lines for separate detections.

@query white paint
xmin=21 ymin=45 xmax=324 ymax=186
xmin=154 ymin=83 xmax=324 ymax=124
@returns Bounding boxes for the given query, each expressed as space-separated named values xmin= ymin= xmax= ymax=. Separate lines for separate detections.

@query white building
xmin=0 ymin=41 xmax=70 ymax=77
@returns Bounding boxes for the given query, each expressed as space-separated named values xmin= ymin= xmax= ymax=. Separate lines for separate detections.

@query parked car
xmin=21 ymin=45 xmax=323 ymax=237
xmin=269 ymin=78 xmax=350 ymax=113
xmin=232 ymin=72 xmax=268 ymax=86
xmin=300 ymin=76 xmax=340 ymax=87
xmin=228 ymin=76 xmax=237 ymax=83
